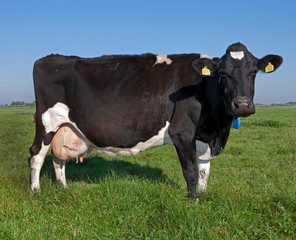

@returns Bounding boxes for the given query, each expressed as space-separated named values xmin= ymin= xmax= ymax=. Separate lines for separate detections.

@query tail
xmin=32 ymin=112 xmax=36 ymax=123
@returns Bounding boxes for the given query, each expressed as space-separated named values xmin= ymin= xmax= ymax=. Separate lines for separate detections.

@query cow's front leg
xmin=178 ymin=145 xmax=198 ymax=199
xmin=197 ymin=159 xmax=210 ymax=194
xmin=170 ymin=134 xmax=198 ymax=199
xmin=196 ymin=141 xmax=212 ymax=196
xmin=53 ymin=157 xmax=67 ymax=187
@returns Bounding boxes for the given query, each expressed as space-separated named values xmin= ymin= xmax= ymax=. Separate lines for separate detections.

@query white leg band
xmin=197 ymin=159 xmax=211 ymax=193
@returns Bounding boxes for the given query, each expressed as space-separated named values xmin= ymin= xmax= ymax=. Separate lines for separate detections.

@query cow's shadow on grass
xmin=39 ymin=154 xmax=178 ymax=187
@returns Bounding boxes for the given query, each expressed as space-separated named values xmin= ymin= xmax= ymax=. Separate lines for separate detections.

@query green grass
xmin=0 ymin=106 xmax=295 ymax=239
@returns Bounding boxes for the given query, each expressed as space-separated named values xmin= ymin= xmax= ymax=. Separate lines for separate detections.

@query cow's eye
xmin=219 ymin=72 xmax=231 ymax=79
xmin=248 ymin=72 xmax=256 ymax=81
xmin=249 ymin=72 xmax=256 ymax=77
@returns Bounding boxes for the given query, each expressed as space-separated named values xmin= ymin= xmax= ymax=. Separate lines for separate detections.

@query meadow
xmin=0 ymin=106 xmax=295 ymax=239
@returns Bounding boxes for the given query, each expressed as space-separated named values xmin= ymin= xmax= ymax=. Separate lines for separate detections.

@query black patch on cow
xmin=44 ymin=131 xmax=55 ymax=146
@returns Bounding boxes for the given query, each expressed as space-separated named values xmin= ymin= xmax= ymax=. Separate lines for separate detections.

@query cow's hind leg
xmin=30 ymin=117 xmax=55 ymax=190
xmin=53 ymin=156 xmax=67 ymax=187
xmin=30 ymin=142 xmax=50 ymax=190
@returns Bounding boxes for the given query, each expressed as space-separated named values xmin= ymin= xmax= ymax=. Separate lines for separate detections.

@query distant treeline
xmin=9 ymin=101 xmax=36 ymax=107
xmin=285 ymin=102 xmax=296 ymax=106
xmin=255 ymin=102 xmax=296 ymax=106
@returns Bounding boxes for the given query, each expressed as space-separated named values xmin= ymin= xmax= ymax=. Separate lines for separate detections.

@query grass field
xmin=0 ymin=106 xmax=295 ymax=239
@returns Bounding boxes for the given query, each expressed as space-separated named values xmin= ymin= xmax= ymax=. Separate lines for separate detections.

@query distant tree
xmin=10 ymin=101 xmax=35 ymax=107
xmin=287 ymin=102 xmax=296 ymax=106
xmin=10 ymin=101 xmax=25 ymax=107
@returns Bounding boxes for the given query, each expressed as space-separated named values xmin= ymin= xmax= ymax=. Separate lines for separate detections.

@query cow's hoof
xmin=31 ymin=184 xmax=41 ymax=192
xmin=56 ymin=180 xmax=67 ymax=188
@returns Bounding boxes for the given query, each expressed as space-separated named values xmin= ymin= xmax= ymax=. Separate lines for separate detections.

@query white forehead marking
xmin=154 ymin=55 xmax=172 ymax=66
xmin=230 ymin=51 xmax=244 ymax=60
xmin=200 ymin=54 xmax=213 ymax=60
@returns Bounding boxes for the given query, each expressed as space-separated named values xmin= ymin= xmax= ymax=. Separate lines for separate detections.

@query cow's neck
xmin=203 ymin=74 xmax=233 ymax=131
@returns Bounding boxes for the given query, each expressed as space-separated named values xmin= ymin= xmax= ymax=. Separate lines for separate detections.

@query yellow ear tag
xmin=265 ymin=62 xmax=274 ymax=73
xmin=202 ymin=66 xmax=211 ymax=76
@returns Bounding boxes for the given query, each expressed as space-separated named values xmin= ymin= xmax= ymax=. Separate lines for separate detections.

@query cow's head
xmin=193 ymin=43 xmax=283 ymax=117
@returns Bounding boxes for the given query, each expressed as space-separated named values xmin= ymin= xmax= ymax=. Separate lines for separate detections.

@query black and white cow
xmin=30 ymin=43 xmax=282 ymax=200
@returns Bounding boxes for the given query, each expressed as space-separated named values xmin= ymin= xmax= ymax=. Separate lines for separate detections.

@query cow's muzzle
xmin=232 ymin=97 xmax=255 ymax=117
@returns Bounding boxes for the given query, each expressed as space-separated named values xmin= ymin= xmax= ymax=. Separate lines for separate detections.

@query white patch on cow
xmin=97 ymin=121 xmax=173 ymax=156
xmin=200 ymin=54 xmax=213 ymax=60
xmin=42 ymin=103 xmax=88 ymax=139
xmin=230 ymin=51 xmax=244 ymax=60
xmin=42 ymin=103 xmax=73 ymax=133
xmin=196 ymin=141 xmax=212 ymax=160
xmin=154 ymin=55 xmax=172 ymax=66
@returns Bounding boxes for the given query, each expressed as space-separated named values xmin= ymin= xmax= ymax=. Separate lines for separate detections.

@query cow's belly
xmin=42 ymin=102 xmax=173 ymax=159
xmin=96 ymin=121 xmax=172 ymax=156
xmin=52 ymin=121 xmax=172 ymax=158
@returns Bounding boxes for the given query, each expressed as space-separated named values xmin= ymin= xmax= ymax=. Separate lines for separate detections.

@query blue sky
xmin=0 ymin=0 xmax=295 ymax=104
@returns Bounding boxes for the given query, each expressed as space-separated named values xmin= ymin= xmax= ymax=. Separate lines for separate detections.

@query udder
xmin=51 ymin=125 xmax=92 ymax=163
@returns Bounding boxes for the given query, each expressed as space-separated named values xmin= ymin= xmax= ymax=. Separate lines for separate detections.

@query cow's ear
xmin=192 ymin=58 xmax=217 ymax=77
xmin=257 ymin=55 xmax=283 ymax=73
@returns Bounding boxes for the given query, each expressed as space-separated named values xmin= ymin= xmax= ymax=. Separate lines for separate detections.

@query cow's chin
xmin=235 ymin=111 xmax=255 ymax=118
